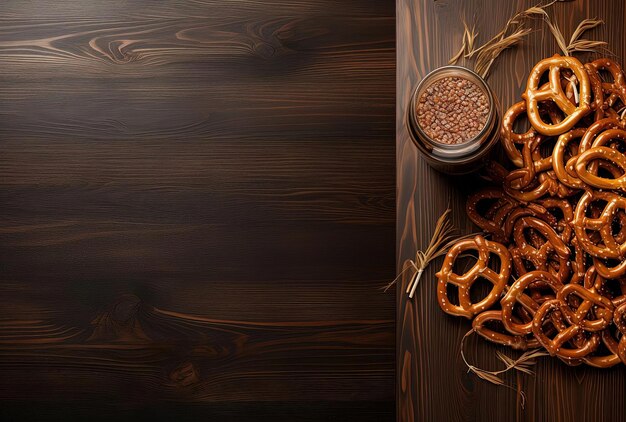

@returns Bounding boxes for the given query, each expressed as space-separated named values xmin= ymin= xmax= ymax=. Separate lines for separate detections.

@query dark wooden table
xmin=0 ymin=1 xmax=395 ymax=420
xmin=397 ymin=1 xmax=626 ymax=421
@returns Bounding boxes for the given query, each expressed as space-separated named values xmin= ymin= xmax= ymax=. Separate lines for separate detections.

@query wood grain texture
xmin=0 ymin=0 xmax=395 ymax=420
xmin=397 ymin=1 xmax=626 ymax=421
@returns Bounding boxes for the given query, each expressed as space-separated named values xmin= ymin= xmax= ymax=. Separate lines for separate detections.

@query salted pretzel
xmin=538 ymin=198 xmax=574 ymax=242
xmin=552 ymin=127 xmax=587 ymax=189
xmin=577 ymin=147 xmax=626 ymax=191
xmin=472 ymin=310 xmax=540 ymax=350
xmin=583 ymin=328 xmax=624 ymax=368
xmin=579 ymin=117 xmax=625 ymax=152
xmin=523 ymin=55 xmax=591 ymax=136
xmin=500 ymin=271 xmax=563 ymax=335
xmin=466 ymin=188 xmax=518 ymax=242
xmin=436 ymin=235 xmax=511 ymax=319
xmin=614 ymin=303 xmax=626 ymax=364
xmin=502 ymin=202 xmax=557 ymax=240
xmin=573 ymin=190 xmax=626 ymax=260
xmin=508 ymin=216 xmax=570 ymax=283
xmin=586 ymin=58 xmax=626 ymax=109
xmin=593 ymin=257 xmax=626 ymax=280
xmin=583 ymin=61 xmax=608 ymax=121
xmin=501 ymin=101 xmax=562 ymax=168
xmin=532 ymin=299 xmax=601 ymax=359
xmin=503 ymin=170 xmax=555 ymax=202
xmin=434 ymin=55 xmax=626 ymax=368
xmin=556 ymin=283 xmax=614 ymax=332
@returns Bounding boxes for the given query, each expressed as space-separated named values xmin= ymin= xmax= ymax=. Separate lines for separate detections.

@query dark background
xmin=0 ymin=1 xmax=396 ymax=420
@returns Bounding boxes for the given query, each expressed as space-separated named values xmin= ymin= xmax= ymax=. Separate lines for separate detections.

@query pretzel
xmin=586 ymin=58 xmax=626 ymax=108
xmin=576 ymin=146 xmax=626 ymax=191
xmin=556 ymin=283 xmax=614 ymax=332
xmin=579 ymin=117 xmax=625 ymax=152
xmin=552 ymin=128 xmax=587 ymax=189
xmin=500 ymin=101 xmax=562 ymax=168
xmin=573 ymin=190 xmax=626 ymax=260
xmin=509 ymin=217 xmax=570 ymax=283
xmin=472 ymin=310 xmax=540 ymax=351
xmin=584 ymin=61 xmax=608 ymax=121
xmin=502 ymin=202 xmax=556 ymax=240
xmin=500 ymin=101 xmax=534 ymax=167
xmin=500 ymin=270 xmax=563 ymax=335
xmin=523 ymin=55 xmax=591 ymax=136
xmin=436 ymin=235 xmax=511 ymax=319
xmin=583 ymin=328 xmax=624 ymax=368
xmin=538 ymin=198 xmax=574 ymax=242
xmin=435 ymin=55 xmax=626 ymax=368
xmin=532 ymin=299 xmax=601 ymax=359
xmin=614 ymin=303 xmax=626 ymax=364
xmin=503 ymin=171 xmax=554 ymax=202
xmin=593 ymin=257 xmax=626 ymax=280
xmin=466 ymin=189 xmax=517 ymax=242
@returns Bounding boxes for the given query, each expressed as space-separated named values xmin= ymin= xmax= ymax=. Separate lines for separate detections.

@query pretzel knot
xmin=500 ymin=101 xmax=562 ymax=168
xmin=472 ymin=310 xmax=539 ymax=351
xmin=552 ymin=127 xmax=587 ymax=189
xmin=466 ymin=188 xmax=517 ymax=242
xmin=436 ymin=235 xmax=511 ymax=319
xmin=614 ymin=303 xmax=626 ymax=364
xmin=586 ymin=58 xmax=626 ymax=109
xmin=532 ymin=299 xmax=601 ymax=360
xmin=556 ymin=283 xmax=614 ymax=332
xmin=575 ymin=128 xmax=626 ymax=191
xmin=508 ymin=216 xmax=571 ymax=283
xmin=523 ymin=55 xmax=591 ymax=136
xmin=573 ymin=190 xmax=626 ymax=261
xmin=500 ymin=270 xmax=563 ymax=335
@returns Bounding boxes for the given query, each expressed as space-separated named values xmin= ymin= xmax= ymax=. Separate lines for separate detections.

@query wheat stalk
xmin=460 ymin=329 xmax=549 ymax=408
xmin=449 ymin=20 xmax=477 ymax=65
xmin=384 ymin=209 xmax=475 ymax=297
xmin=449 ymin=1 xmax=609 ymax=78
xmin=475 ymin=27 xmax=533 ymax=78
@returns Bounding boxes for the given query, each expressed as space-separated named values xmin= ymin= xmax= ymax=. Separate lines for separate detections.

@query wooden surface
xmin=0 ymin=1 xmax=395 ymax=420
xmin=397 ymin=1 xmax=626 ymax=421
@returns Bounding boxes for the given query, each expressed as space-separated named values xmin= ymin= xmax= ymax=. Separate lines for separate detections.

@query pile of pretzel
xmin=436 ymin=54 xmax=626 ymax=367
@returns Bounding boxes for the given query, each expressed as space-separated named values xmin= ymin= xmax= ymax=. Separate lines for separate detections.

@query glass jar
xmin=406 ymin=66 xmax=501 ymax=175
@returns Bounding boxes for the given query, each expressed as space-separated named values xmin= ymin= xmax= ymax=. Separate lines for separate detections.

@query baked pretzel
xmin=523 ymin=55 xmax=591 ymax=136
xmin=593 ymin=257 xmax=626 ymax=280
xmin=501 ymin=101 xmax=562 ymax=168
xmin=579 ymin=117 xmax=625 ymax=152
xmin=466 ymin=188 xmax=517 ymax=242
xmin=576 ymin=146 xmax=626 ymax=191
xmin=509 ymin=217 xmax=570 ymax=283
xmin=552 ymin=128 xmax=587 ymax=189
xmin=436 ymin=235 xmax=511 ymax=319
xmin=614 ymin=302 xmax=626 ymax=364
xmin=584 ymin=61 xmax=608 ymax=121
xmin=435 ymin=55 xmax=626 ymax=368
xmin=556 ymin=283 xmax=614 ymax=332
xmin=500 ymin=270 xmax=563 ymax=335
xmin=502 ymin=202 xmax=556 ymax=240
xmin=532 ymin=299 xmax=601 ymax=359
xmin=573 ymin=190 xmax=626 ymax=260
xmin=586 ymin=58 xmax=626 ymax=108
xmin=538 ymin=198 xmax=574 ymax=242
xmin=583 ymin=328 xmax=624 ymax=368
xmin=473 ymin=310 xmax=540 ymax=351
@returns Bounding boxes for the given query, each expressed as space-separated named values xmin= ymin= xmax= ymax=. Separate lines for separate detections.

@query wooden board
xmin=0 ymin=0 xmax=396 ymax=420
xmin=397 ymin=1 xmax=626 ymax=421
